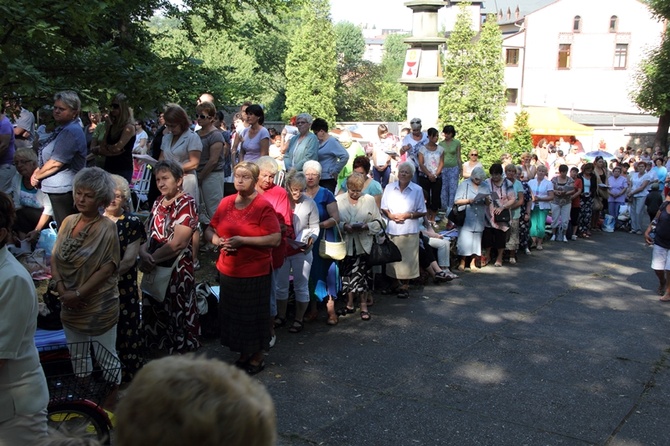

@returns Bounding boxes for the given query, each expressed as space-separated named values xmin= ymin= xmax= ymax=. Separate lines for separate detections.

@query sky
xmin=329 ymin=0 xmax=413 ymax=31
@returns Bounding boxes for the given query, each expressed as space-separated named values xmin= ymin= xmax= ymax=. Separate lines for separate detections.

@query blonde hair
xmin=115 ymin=355 xmax=276 ymax=446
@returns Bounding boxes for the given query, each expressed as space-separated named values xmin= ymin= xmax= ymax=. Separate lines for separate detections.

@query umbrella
xmin=329 ymin=128 xmax=363 ymax=139
xmin=583 ymin=150 xmax=615 ymax=161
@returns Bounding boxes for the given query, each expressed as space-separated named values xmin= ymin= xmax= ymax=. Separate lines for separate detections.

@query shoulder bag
xmin=368 ymin=219 xmax=402 ymax=266
xmin=319 ymin=224 xmax=347 ymax=261
xmin=493 ymin=181 xmax=511 ymax=223
xmin=448 ymin=183 xmax=469 ymax=226
xmin=141 ymin=251 xmax=184 ymax=302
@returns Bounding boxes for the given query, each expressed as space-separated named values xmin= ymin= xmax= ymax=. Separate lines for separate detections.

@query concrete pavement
xmin=204 ymin=230 xmax=670 ymax=445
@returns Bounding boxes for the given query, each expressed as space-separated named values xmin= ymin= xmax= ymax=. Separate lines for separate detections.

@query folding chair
xmin=131 ymin=164 xmax=153 ymax=212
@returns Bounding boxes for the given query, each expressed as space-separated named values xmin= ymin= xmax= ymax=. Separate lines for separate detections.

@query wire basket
xmin=38 ymin=342 xmax=122 ymax=406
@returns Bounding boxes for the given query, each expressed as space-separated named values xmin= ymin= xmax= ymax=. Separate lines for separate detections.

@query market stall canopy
xmin=506 ymin=107 xmax=594 ymax=136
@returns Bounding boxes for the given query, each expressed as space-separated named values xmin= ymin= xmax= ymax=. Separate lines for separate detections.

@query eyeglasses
xmin=111 ymin=103 xmax=120 ymax=109
xmin=470 ymin=153 xmax=479 ymax=156
xmin=296 ymin=121 xmax=308 ymax=125
xmin=196 ymin=114 xmax=212 ymax=120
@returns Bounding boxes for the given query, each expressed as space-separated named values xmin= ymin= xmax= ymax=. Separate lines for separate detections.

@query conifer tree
xmin=507 ymin=111 xmax=534 ymax=157
xmin=284 ymin=0 xmax=338 ymax=125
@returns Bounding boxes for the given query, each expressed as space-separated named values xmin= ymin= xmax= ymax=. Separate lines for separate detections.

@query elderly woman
xmin=577 ymin=162 xmax=598 ymax=238
xmin=503 ymin=164 xmax=524 ymax=264
xmin=236 ymin=104 xmax=270 ymax=163
xmin=381 ymin=161 xmax=427 ymax=298
xmin=483 ymin=163 xmax=516 ymax=267
xmin=519 ymin=152 xmax=537 ymax=181
xmin=0 ymin=193 xmax=48 ymax=444
xmin=254 ymin=157 xmax=294 ymax=343
xmin=311 ymin=118 xmax=349 ymax=193
xmin=607 ymin=165 xmax=628 ymax=220
xmin=10 ymin=148 xmax=53 ymax=242
xmin=95 ymin=93 xmax=136 ymax=183
xmin=338 ymin=155 xmax=383 ymax=208
xmin=139 ymin=160 xmax=200 ymax=354
xmin=454 ymin=166 xmax=490 ymax=271
xmin=628 ymin=160 xmax=653 ymax=235
xmin=31 ymin=90 xmax=88 ymax=227
xmin=50 ymin=167 xmax=122 ymax=385
xmin=276 ymin=172 xmax=320 ymax=333
xmin=336 ymin=173 xmax=382 ymax=320
xmin=205 ymin=162 xmax=281 ymax=375
xmin=304 ymin=160 xmax=340 ymax=324
xmin=283 ymin=113 xmax=318 ymax=172
xmin=195 ymin=101 xmax=225 ymax=227
xmin=550 ymin=165 xmax=575 ymax=242
xmin=527 ymin=164 xmax=554 ymax=250
xmin=103 ymin=174 xmax=146 ymax=383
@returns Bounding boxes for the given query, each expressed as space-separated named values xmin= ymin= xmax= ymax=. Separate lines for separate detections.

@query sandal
xmin=326 ymin=316 xmax=338 ymax=326
xmin=273 ymin=316 xmax=286 ymax=328
xmin=336 ymin=306 xmax=355 ymax=316
xmin=434 ymin=271 xmax=453 ymax=282
xmin=396 ymin=289 xmax=410 ymax=299
xmin=360 ymin=310 xmax=371 ymax=321
xmin=288 ymin=320 xmax=304 ymax=333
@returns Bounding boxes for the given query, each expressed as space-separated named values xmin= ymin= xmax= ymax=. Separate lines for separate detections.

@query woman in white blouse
xmin=527 ymin=165 xmax=554 ymax=250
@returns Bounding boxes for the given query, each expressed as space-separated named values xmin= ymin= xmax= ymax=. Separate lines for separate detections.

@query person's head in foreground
xmin=115 ymin=354 xmax=276 ymax=446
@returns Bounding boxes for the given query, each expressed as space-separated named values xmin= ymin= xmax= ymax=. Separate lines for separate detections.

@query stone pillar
xmin=400 ymin=0 xmax=447 ymax=128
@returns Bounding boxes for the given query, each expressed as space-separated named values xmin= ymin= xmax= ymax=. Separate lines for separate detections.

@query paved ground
xmin=203 ymin=230 xmax=670 ymax=446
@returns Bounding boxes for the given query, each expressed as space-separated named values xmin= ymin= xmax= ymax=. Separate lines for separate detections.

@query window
xmin=506 ymin=48 xmax=519 ymax=66
xmin=614 ymin=43 xmax=628 ymax=69
xmin=506 ymin=88 xmax=519 ymax=105
xmin=573 ymin=15 xmax=581 ymax=33
xmin=558 ymin=44 xmax=571 ymax=69
xmin=609 ymin=15 xmax=618 ymax=33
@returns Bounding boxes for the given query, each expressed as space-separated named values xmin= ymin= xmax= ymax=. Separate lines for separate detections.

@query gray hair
xmin=296 ymin=113 xmax=313 ymax=125
xmin=303 ymin=160 xmax=322 ymax=176
xmin=255 ymin=156 xmax=278 ymax=175
xmin=286 ymin=171 xmax=306 ymax=190
xmin=72 ymin=167 xmax=115 ymax=208
xmin=54 ymin=90 xmax=81 ymax=112
xmin=397 ymin=161 xmax=416 ymax=176
xmin=470 ymin=166 xmax=487 ymax=181
xmin=14 ymin=148 xmax=37 ymax=164
xmin=504 ymin=163 xmax=517 ymax=173
xmin=154 ymin=160 xmax=184 ymax=181
xmin=110 ymin=174 xmax=131 ymax=209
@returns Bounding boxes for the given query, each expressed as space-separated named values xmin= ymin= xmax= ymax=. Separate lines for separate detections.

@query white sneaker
xmin=550 ymin=235 xmax=556 ymax=241
xmin=525 ymin=248 xmax=531 ymax=255
xmin=562 ymin=236 xmax=568 ymax=242
xmin=269 ymin=335 xmax=276 ymax=348
xmin=571 ymin=235 xmax=578 ymax=240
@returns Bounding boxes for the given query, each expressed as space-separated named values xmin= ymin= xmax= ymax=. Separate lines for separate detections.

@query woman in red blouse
xmin=205 ymin=161 xmax=281 ymax=375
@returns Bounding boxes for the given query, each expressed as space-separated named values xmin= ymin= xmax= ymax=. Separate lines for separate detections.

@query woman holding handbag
xmin=454 ymin=166 xmax=490 ymax=271
xmin=139 ymin=160 xmax=200 ymax=355
xmin=483 ymin=163 xmax=515 ymax=267
xmin=335 ymin=173 xmax=382 ymax=320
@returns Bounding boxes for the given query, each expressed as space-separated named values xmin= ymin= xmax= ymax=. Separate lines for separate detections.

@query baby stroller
xmin=616 ymin=204 xmax=631 ymax=232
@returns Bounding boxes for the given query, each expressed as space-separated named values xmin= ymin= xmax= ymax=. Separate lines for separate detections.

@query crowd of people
xmin=4 ymin=89 xmax=670 ymax=444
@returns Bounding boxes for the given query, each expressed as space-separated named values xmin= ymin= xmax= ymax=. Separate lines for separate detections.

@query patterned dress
xmin=518 ymin=181 xmax=533 ymax=251
xmin=143 ymin=193 xmax=200 ymax=354
xmin=114 ymin=212 xmax=146 ymax=382
xmin=308 ymin=187 xmax=340 ymax=301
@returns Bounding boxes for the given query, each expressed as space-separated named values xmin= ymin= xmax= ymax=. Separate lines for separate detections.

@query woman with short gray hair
xmin=284 ymin=113 xmax=318 ymax=172
xmin=32 ymin=90 xmax=88 ymax=227
xmin=454 ymin=166 xmax=491 ymax=271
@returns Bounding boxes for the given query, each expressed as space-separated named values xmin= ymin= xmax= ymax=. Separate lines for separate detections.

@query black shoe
xmin=246 ymin=360 xmax=265 ymax=375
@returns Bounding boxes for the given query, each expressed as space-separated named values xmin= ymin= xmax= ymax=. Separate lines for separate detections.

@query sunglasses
xmin=110 ymin=103 xmax=120 ymax=109
xmin=470 ymin=153 xmax=479 ymax=156
xmin=197 ymin=114 xmax=212 ymax=120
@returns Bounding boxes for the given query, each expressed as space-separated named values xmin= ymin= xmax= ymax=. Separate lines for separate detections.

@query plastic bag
xmin=36 ymin=221 xmax=58 ymax=263
xmin=603 ymin=214 xmax=615 ymax=232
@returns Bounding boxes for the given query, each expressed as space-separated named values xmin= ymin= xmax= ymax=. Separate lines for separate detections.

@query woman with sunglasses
xmin=462 ymin=150 xmax=483 ymax=180
xmin=195 ymin=101 xmax=225 ymax=232
xmin=96 ymin=93 xmax=136 ymax=184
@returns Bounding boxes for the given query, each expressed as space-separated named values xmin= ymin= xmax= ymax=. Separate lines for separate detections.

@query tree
xmin=379 ymin=33 xmax=409 ymax=121
xmin=284 ymin=0 xmax=337 ymax=125
xmin=507 ymin=111 xmax=533 ymax=157
xmin=631 ymin=0 xmax=670 ymax=149
xmin=334 ymin=22 xmax=365 ymax=65
xmin=438 ymin=5 xmax=506 ymax=168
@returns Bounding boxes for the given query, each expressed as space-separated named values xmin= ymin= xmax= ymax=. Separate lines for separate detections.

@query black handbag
xmin=494 ymin=208 xmax=511 ymax=223
xmin=368 ymin=219 xmax=402 ymax=266
xmin=448 ymin=205 xmax=466 ymax=226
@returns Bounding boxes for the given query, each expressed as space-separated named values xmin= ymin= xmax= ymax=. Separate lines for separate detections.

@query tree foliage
xmin=631 ymin=0 xmax=670 ymax=149
xmin=0 ymin=0 xmax=303 ymax=114
xmin=334 ymin=22 xmax=365 ymax=65
xmin=507 ymin=111 xmax=533 ymax=157
xmin=284 ymin=0 xmax=337 ymax=125
xmin=438 ymin=6 xmax=506 ymax=168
